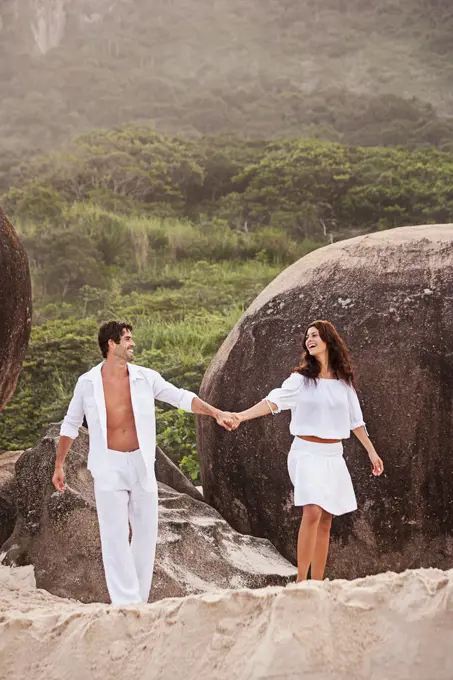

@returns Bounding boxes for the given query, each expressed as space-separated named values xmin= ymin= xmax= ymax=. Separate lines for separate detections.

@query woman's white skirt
xmin=287 ymin=438 xmax=357 ymax=516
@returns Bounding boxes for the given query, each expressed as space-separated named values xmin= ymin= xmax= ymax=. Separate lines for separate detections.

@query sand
xmin=0 ymin=564 xmax=452 ymax=680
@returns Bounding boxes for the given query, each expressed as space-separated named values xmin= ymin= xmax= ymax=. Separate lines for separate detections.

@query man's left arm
xmin=151 ymin=371 xmax=235 ymax=430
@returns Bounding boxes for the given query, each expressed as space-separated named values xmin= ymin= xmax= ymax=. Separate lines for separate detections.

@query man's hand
xmin=215 ymin=411 xmax=241 ymax=431
xmin=52 ymin=464 xmax=65 ymax=493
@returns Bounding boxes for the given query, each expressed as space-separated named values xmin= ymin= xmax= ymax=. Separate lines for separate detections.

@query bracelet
xmin=265 ymin=398 xmax=278 ymax=415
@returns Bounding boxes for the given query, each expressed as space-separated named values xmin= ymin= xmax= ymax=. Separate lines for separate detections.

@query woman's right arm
xmin=233 ymin=399 xmax=278 ymax=427
xmin=232 ymin=372 xmax=303 ymax=429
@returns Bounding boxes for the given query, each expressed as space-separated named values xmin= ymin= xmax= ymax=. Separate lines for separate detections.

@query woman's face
xmin=305 ymin=326 xmax=327 ymax=357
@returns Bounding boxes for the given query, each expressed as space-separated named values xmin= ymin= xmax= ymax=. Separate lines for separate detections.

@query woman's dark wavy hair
xmin=295 ymin=320 xmax=355 ymax=386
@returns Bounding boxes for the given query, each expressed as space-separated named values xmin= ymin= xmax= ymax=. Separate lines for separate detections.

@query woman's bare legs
xmin=310 ymin=509 xmax=333 ymax=580
xmin=296 ymin=504 xmax=323 ymax=582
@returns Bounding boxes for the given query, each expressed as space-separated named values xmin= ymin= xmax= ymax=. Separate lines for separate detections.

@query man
xmin=52 ymin=320 xmax=233 ymax=605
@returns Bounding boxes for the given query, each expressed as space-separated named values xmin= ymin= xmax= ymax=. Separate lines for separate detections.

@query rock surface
xmin=0 ymin=451 xmax=22 ymax=547
xmin=0 ymin=443 xmax=202 ymax=547
xmin=0 ymin=563 xmax=452 ymax=680
xmin=155 ymin=445 xmax=204 ymax=503
xmin=198 ymin=225 xmax=453 ymax=577
xmin=0 ymin=206 xmax=32 ymax=411
xmin=1 ymin=425 xmax=295 ymax=602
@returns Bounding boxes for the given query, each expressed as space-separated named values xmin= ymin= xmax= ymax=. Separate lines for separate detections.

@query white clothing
xmin=266 ymin=373 xmax=365 ymax=439
xmin=60 ymin=361 xmax=197 ymax=604
xmin=287 ymin=438 xmax=357 ymax=514
xmin=94 ymin=448 xmax=158 ymax=605
xmin=60 ymin=361 xmax=197 ymax=480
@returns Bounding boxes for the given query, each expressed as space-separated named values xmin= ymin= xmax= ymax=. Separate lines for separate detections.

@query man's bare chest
xmin=103 ymin=379 xmax=135 ymax=419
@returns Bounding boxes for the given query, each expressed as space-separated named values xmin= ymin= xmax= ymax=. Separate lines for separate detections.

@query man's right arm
xmin=52 ymin=379 xmax=85 ymax=492
xmin=53 ymin=436 xmax=73 ymax=492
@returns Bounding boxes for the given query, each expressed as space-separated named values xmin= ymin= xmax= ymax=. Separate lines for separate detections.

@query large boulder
xmin=1 ymin=425 xmax=295 ymax=602
xmin=0 ymin=207 xmax=32 ymax=411
xmin=198 ymin=225 xmax=453 ymax=578
xmin=0 ymin=451 xmax=22 ymax=547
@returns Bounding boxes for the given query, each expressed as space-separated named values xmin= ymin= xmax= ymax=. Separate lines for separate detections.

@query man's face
xmin=109 ymin=329 xmax=135 ymax=361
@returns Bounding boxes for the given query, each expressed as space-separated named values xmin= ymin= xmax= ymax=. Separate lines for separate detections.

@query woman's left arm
xmin=352 ymin=426 xmax=384 ymax=476
xmin=347 ymin=384 xmax=384 ymax=476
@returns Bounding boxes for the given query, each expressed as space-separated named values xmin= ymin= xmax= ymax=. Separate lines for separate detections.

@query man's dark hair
xmin=98 ymin=321 xmax=133 ymax=358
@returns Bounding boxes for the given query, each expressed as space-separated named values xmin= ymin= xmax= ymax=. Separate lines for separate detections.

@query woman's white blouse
xmin=265 ymin=372 xmax=365 ymax=439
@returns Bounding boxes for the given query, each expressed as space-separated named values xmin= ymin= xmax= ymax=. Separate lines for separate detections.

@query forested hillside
xmin=2 ymin=0 xmax=453 ymax=183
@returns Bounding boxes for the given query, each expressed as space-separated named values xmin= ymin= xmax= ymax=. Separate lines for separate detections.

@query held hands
xmin=368 ymin=450 xmax=384 ymax=476
xmin=215 ymin=411 xmax=242 ymax=431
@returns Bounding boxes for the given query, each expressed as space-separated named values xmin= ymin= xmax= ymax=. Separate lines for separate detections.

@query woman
xmin=230 ymin=320 xmax=384 ymax=583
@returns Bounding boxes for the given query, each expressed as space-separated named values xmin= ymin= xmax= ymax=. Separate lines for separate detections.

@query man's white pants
xmin=93 ymin=448 xmax=158 ymax=605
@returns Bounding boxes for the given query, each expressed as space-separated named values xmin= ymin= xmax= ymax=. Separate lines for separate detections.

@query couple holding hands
xmin=53 ymin=319 xmax=383 ymax=605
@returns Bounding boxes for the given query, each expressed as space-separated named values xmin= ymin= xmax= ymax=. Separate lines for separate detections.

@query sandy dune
xmin=1 ymin=564 xmax=452 ymax=680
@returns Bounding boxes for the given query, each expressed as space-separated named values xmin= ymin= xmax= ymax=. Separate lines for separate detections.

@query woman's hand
xmin=229 ymin=413 xmax=242 ymax=430
xmin=368 ymin=450 xmax=384 ymax=476
xmin=352 ymin=427 xmax=384 ymax=477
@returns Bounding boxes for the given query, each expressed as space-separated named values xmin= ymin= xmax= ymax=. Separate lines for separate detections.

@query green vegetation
xmin=5 ymin=128 xmax=453 ymax=241
xmin=2 ymin=125 xmax=453 ymax=481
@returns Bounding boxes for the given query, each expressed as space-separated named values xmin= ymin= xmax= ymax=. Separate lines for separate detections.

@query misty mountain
xmin=2 ymin=0 xmax=453 ymax=163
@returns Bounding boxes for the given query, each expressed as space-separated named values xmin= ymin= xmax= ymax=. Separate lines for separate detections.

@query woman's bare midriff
xmin=297 ymin=435 xmax=341 ymax=444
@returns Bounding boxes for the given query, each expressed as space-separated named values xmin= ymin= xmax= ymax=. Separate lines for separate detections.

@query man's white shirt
xmin=60 ymin=361 xmax=197 ymax=484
